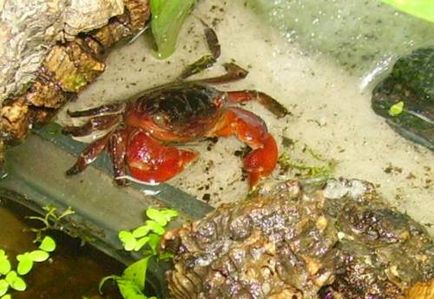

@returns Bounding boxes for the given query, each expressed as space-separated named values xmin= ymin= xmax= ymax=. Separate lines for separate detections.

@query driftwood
xmin=0 ymin=0 xmax=150 ymax=166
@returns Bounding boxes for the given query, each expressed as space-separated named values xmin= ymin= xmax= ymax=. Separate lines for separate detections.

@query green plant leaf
xmin=132 ymin=225 xmax=151 ymax=239
xmin=388 ymin=101 xmax=405 ymax=116
xmin=39 ymin=236 xmax=56 ymax=252
xmin=98 ymin=275 xmax=121 ymax=294
xmin=101 ymin=276 xmax=146 ymax=299
xmin=145 ymin=220 xmax=165 ymax=235
xmin=1 ymin=294 xmax=11 ymax=299
xmin=117 ymin=278 xmax=147 ymax=299
xmin=105 ymin=208 xmax=178 ymax=298
xmin=58 ymin=207 xmax=75 ymax=219
xmin=159 ymin=251 xmax=174 ymax=261
xmin=147 ymin=233 xmax=161 ymax=255
xmin=146 ymin=208 xmax=178 ymax=226
xmin=123 ymin=256 xmax=151 ymax=291
xmin=381 ymin=0 xmax=434 ymax=23
xmin=0 ymin=251 xmax=11 ymax=275
xmin=133 ymin=237 xmax=150 ymax=252
xmin=5 ymin=271 xmax=26 ymax=291
xmin=150 ymin=0 xmax=196 ymax=58
xmin=16 ymin=253 xmax=34 ymax=275
xmin=0 ymin=279 xmax=8 ymax=296
xmin=29 ymin=250 xmax=49 ymax=262
xmin=119 ymin=231 xmax=137 ymax=251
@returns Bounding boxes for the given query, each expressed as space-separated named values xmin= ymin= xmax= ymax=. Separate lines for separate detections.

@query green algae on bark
xmin=372 ymin=47 xmax=434 ymax=150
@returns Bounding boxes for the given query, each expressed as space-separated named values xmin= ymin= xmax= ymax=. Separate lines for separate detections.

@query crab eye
xmin=153 ymin=114 xmax=168 ymax=127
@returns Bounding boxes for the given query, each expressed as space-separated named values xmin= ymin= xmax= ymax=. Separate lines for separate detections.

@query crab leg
xmin=108 ymin=129 xmax=128 ymax=185
xmin=204 ymin=25 xmax=221 ymax=59
xmin=67 ymin=103 xmax=125 ymax=117
xmin=209 ymin=107 xmax=278 ymax=187
xmin=66 ymin=133 xmax=112 ymax=175
xmin=196 ymin=63 xmax=249 ymax=84
xmin=126 ymin=129 xmax=198 ymax=183
xmin=226 ymin=90 xmax=289 ymax=118
xmin=62 ymin=114 xmax=121 ymax=137
xmin=177 ymin=26 xmax=221 ymax=80
xmin=178 ymin=55 xmax=217 ymax=80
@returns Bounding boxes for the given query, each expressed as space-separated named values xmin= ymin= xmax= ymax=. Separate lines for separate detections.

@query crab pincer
xmin=126 ymin=130 xmax=198 ymax=183
xmin=209 ymin=107 xmax=278 ymax=187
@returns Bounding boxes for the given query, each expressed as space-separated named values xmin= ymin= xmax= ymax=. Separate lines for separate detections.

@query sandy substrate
xmin=57 ymin=0 xmax=433 ymax=234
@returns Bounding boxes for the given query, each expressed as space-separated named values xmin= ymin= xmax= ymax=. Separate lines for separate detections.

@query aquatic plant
xmin=150 ymin=0 xmax=196 ymax=58
xmin=0 ymin=239 xmax=55 ymax=298
xmin=99 ymin=207 xmax=178 ymax=299
xmin=0 ymin=206 xmax=73 ymax=298
xmin=278 ymin=142 xmax=337 ymax=179
xmin=27 ymin=206 xmax=75 ymax=242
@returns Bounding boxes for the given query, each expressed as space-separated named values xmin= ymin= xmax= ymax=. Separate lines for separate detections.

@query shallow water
xmin=56 ymin=0 xmax=433 ymax=234
xmin=0 ymin=199 xmax=123 ymax=298
xmin=249 ymin=0 xmax=434 ymax=82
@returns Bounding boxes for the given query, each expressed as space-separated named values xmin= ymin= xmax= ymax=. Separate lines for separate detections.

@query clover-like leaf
xmin=145 ymin=220 xmax=165 ymax=235
xmin=388 ymin=101 xmax=404 ymax=117
xmin=0 ymin=251 xmax=11 ymax=275
xmin=133 ymin=237 xmax=150 ymax=252
xmin=132 ymin=225 xmax=151 ymax=239
xmin=29 ymin=250 xmax=49 ymax=262
xmin=5 ymin=271 xmax=26 ymax=291
xmin=39 ymin=236 xmax=56 ymax=252
xmin=118 ymin=231 xmax=137 ymax=251
xmin=16 ymin=253 xmax=34 ymax=275
xmin=146 ymin=208 xmax=178 ymax=226
xmin=1 ymin=294 xmax=11 ymax=299
xmin=0 ymin=279 xmax=9 ymax=296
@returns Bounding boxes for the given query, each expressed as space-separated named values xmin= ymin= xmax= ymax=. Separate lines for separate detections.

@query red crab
xmin=64 ymin=31 xmax=288 ymax=188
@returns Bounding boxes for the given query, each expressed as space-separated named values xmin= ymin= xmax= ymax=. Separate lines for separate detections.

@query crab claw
xmin=243 ymin=134 xmax=277 ymax=187
xmin=127 ymin=130 xmax=198 ymax=183
xmin=210 ymin=107 xmax=278 ymax=188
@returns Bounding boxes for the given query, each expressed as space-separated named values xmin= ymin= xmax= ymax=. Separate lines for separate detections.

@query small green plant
xmin=99 ymin=207 xmax=178 ymax=299
xmin=27 ymin=205 xmax=75 ymax=242
xmin=150 ymin=0 xmax=196 ymax=58
xmin=0 ymin=206 xmax=72 ymax=298
xmin=388 ymin=101 xmax=405 ymax=117
xmin=0 ymin=236 xmax=56 ymax=298
xmin=278 ymin=147 xmax=337 ymax=179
